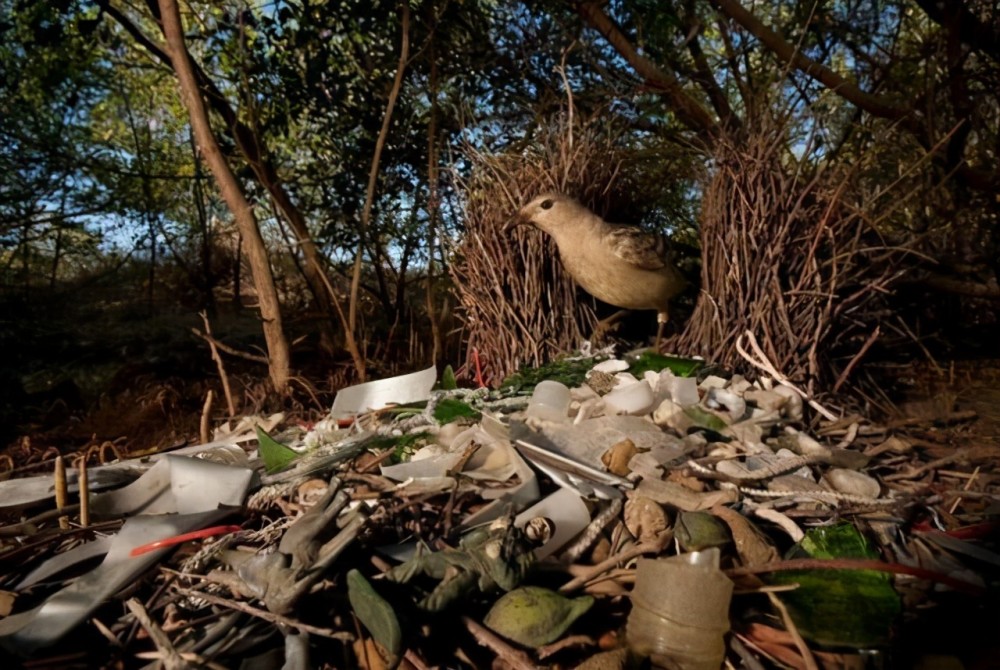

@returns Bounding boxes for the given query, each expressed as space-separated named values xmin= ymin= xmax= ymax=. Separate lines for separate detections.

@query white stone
xmin=699 ymin=375 xmax=728 ymax=390
xmin=653 ymin=398 xmax=693 ymax=432
xmin=591 ymin=358 xmax=629 ymax=374
xmin=824 ymin=468 xmax=881 ymax=498
xmin=604 ymin=380 xmax=656 ymax=416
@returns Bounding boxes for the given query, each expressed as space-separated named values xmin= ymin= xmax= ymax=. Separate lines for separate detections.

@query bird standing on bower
xmin=516 ymin=192 xmax=686 ymax=349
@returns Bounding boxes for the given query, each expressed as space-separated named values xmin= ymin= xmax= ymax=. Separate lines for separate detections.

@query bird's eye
xmin=540 ymin=199 xmax=553 ymax=210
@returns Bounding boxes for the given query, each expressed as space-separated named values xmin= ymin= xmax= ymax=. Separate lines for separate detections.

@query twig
xmin=462 ymin=616 xmax=537 ymax=670
xmin=832 ymin=326 xmax=880 ymax=393
xmin=948 ymin=465 xmax=981 ymax=514
xmin=76 ymin=456 xmax=90 ymax=528
xmin=767 ymin=592 xmax=818 ymax=670
xmin=190 ymin=326 xmax=268 ymax=365
xmin=725 ymin=558 xmax=984 ymax=595
xmin=54 ymin=455 xmax=69 ymax=530
xmin=172 ymin=587 xmax=353 ymax=640
xmin=348 ymin=2 xmax=412 ymax=381
xmin=736 ymin=331 xmax=838 ymax=420
xmin=559 ymin=532 xmax=670 ymax=593
xmin=195 ymin=311 xmax=237 ymax=415
xmin=126 ymin=598 xmax=186 ymax=670
xmin=537 ymin=634 xmax=595 ymax=660
xmin=200 ymin=388 xmax=214 ymax=444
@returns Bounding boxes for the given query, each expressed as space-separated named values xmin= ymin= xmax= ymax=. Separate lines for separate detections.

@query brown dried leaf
xmin=711 ymin=505 xmax=779 ymax=566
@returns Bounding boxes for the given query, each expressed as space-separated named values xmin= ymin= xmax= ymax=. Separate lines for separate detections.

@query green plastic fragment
xmin=769 ymin=524 xmax=900 ymax=648
xmin=433 ymin=397 xmax=481 ymax=424
xmin=626 ymin=351 xmax=703 ymax=378
xmin=347 ymin=569 xmax=402 ymax=667
xmin=255 ymin=426 xmax=300 ymax=473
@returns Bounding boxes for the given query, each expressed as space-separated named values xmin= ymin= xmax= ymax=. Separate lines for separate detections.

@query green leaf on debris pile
xmin=433 ymin=397 xmax=481 ymax=424
xmin=769 ymin=524 xmax=900 ymax=648
xmin=626 ymin=351 xmax=703 ymax=378
xmin=256 ymin=426 xmax=300 ymax=473
xmin=347 ymin=569 xmax=402 ymax=667
xmin=500 ymin=356 xmax=605 ymax=394
xmin=440 ymin=365 xmax=458 ymax=390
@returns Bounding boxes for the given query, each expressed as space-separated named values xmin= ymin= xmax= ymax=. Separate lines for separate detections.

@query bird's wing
xmin=605 ymin=227 xmax=669 ymax=271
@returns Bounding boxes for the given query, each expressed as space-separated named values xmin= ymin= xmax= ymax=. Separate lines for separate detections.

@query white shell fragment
xmin=661 ymin=371 xmax=700 ymax=407
xmin=604 ymin=381 xmax=656 ymax=415
xmin=705 ymin=388 xmax=747 ymax=421
xmin=823 ymin=468 xmax=881 ymax=499
xmin=772 ymin=386 xmax=804 ymax=420
xmin=744 ymin=389 xmax=788 ymax=413
xmin=699 ymin=375 xmax=728 ymax=390
xmin=591 ymin=359 xmax=630 ymax=374
xmin=653 ymin=398 xmax=693 ymax=433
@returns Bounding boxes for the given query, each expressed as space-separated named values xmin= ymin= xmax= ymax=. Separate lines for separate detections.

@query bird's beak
xmin=502 ymin=213 xmax=530 ymax=233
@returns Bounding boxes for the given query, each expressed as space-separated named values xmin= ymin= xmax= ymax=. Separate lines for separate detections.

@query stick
xmin=54 ymin=455 xmax=69 ymax=530
xmin=126 ymin=598 xmax=186 ymax=670
xmin=736 ymin=330 xmax=837 ymax=420
xmin=200 ymin=389 xmax=214 ymax=444
xmin=462 ymin=616 xmax=537 ymax=670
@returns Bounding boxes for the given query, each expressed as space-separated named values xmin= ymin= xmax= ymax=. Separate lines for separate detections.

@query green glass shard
xmin=256 ymin=426 xmax=300 ymax=473
xmin=626 ymin=351 xmax=704 ymax=378
xmin=770 ymin=524 xmax=900 ymax=648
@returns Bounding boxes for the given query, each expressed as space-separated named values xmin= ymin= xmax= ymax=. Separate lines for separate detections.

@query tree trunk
xmin=158 ymin=0 xmax=290 ymax=393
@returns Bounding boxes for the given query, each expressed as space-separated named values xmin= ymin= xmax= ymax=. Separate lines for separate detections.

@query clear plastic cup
xmin=525 ymin=380 xmax=571 ymax=423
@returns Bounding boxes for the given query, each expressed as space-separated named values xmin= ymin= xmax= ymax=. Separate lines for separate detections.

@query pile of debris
xmin=1 ymin=348 xmax=997 ymax=668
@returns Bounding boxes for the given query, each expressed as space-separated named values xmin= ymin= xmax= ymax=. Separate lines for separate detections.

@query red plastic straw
xmin=129 ymin=524 xmax=241 ymax=557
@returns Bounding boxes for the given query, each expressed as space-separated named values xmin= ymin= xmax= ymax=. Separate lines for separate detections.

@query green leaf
xmin=256 ymin=426 xmax=300 ymax=473
xmin=347 ymin=569 xmax=402 ymax=667
xmin=626 ymin=351 xmax=704 ymax=378
xmin=440 ymin=365 xmax=458 ymax=390
xmin=433 ymin=397 xmax=480 ymax=424
xmin=769 ymin=524 xmax=900 ymax=648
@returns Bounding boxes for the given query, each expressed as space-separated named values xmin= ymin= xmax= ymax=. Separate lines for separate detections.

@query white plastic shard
xmin=0 ymin=458 xmax=254 ymax=655
xmin=89 ymin=455 xmax=255 ymax=517
xmin=514 ymin=487 xmax=591 ymax=560
xmin=0 ymin=421 xmax=271 ymax=511
xmin=330 ymin=365 xmax=437 ymax=419
xmin=0 ymin=509 xmax=236 ymax=655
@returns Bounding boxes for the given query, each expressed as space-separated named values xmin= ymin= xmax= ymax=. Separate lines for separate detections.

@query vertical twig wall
xmin=450 ymin=115 xmax=629 ymax=384
xmin=670 ymin=113 xmax=903 ymax=397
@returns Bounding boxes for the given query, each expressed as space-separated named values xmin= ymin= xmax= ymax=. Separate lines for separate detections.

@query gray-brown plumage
xmin=518 ymin=192 xmax=685 ymax=347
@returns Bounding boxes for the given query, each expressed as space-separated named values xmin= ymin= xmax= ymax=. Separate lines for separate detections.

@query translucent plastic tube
xmin=627 ymin=547 xmax=733 ymax=669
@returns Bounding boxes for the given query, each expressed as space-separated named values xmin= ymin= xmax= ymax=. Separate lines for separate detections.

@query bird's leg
xmin=655 ymin=310 xmax=669 ymax=351
xmin=591 ymin=309 xmax=630 ymax=343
